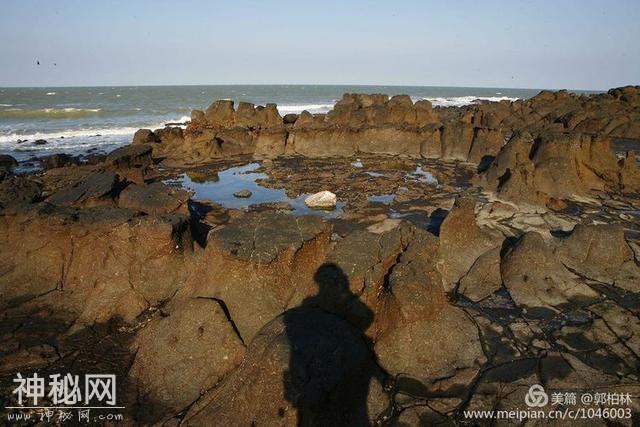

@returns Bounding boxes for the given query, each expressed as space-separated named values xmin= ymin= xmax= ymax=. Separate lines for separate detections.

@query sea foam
xmin=421 ymin=96 xmax=519 ymax=107
xmin=277 ymin=103 xmax=336 ymax=115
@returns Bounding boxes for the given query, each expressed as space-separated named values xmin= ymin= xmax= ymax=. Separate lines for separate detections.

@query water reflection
xmin=167 ymin=163 xmax=345 ymax=218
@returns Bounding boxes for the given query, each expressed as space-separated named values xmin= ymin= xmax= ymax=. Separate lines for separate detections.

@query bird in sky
xmin=36 ymin=60 xmax=40 ymax=65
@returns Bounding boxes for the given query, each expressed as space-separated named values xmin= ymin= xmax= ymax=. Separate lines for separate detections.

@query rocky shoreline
xmin=1 ymin=87 xmax=640 ymax=425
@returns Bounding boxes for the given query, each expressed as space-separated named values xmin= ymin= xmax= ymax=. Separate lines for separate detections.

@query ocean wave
xmin=46 ymin=92 xmax=56 ymax=96
xmin=277 ymin=103 xmax=336 ymax=115
xmin=171 ymin=115 xmax=191 ymax=123
xmin=0 ymin=115 xmax=191 ymax=146
xmin=0 ymin=104 xmax=12 ymax=107
xmin=0 ymin=107 xmax=103 ymax=119
xmin=0 ymin=126 xmax=143 ymax=145
xmin=421 ymin=96 xmax=519 ymax=107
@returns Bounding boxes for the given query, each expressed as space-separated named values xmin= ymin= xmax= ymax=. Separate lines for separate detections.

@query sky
xmin=0 ymin=0 xmax=638 ymax=90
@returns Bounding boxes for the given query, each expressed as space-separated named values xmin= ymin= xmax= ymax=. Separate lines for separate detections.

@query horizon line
xmin=0 ymin=83 xmax=612 ymax=93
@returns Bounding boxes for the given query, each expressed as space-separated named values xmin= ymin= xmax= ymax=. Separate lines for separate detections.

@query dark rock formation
xmin=180 ymin=212 xmax=332 ymax=342
xmin=438 ymin=198 xmax=502 ymax=291
xmin=118 ymin=181 xmax=190 ymax=214
xmin=0 ymin=174 xmax=41 ymax=206
xmin=129 ymin=298 xmax=245 ymax=423
xmin=0 ymin=204 xmax=193 ymax=323
xmin=183 ymin=308 xmax=384 ymax=426
xmin=0 ymin=154 xmax=18 ymax=172
xmin=3 ymin=85 xmax=640 ymax=425
xmin=47 ymin=171 xmax=123 ymax=207
xmin=132 ymin=128 xmax=160 ymax=145
xmin=476 ymin=132 xmax=640 ymax=206
xmin=105 ymin=144 xmax=154 ymax=183
xmin=40 ymin=153 xmax=81 ymax=169
xmin=132 ymin=87 xmax=640 ymax=175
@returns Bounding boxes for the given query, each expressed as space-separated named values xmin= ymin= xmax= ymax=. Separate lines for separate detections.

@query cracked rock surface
xmin=1 ymin=88 xmax=640 ymax=425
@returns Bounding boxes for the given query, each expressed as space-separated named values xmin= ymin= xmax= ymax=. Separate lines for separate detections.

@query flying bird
xmin=36 ymin=60 xmax=40 ymax=65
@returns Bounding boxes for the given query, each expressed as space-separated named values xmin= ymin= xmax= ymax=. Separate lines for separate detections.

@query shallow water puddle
xmin=168 ymin=162 xmax=345 ymax=218
xmin=368 ymin=194 xmax=396 ymax=204
xmin=408 ymin=165 xmax=438 ymax=184
xmin=365 ymin=171 xmax=386 ymax=178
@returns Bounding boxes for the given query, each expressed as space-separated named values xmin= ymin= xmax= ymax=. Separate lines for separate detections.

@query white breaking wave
xmin=170 ymin=115 xmax=191 ymax=123
xmin=0 ymin=126 xmax=145 ymax=145
xmin=277 ymin=103 xmax=336 ymax=115
xmin=421 ymin=96 xmax=519 ymax=107
xmin=276 ymin=97 xmax=515 ymax=114
xmin=46 ymin=92 xmax=56 ymax=95
xmin=0 ymin=104 xmax=12 ymax=107
xmin=0 ymin=115 xmax=191 ymax=150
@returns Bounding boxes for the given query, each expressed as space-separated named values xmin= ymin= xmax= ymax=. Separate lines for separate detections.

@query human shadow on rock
xmin=283 ymin=262 xmax=380 ymax=426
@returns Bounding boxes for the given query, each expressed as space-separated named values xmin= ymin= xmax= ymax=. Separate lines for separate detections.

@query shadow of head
xmin=303 ymin=263 xmax=374 ymax=334
xmin=311 ymin=262 xmax=350 ymax=300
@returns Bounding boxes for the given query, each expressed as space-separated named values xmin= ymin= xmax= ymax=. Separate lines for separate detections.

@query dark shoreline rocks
xmin=1 ymin=86 xmax=640 ymax=425
xmin=138 ymin=87 xmax=640 ymax=168
xmin=127 ymin=87 xmax=640 ymax=210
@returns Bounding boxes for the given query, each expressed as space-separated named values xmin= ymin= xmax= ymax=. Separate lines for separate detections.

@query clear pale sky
xmin=1 ymin=0 xmax=638 ymax=90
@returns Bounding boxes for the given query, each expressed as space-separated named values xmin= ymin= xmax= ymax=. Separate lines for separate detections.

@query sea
xmin=0 ymin=85 xmax=599 ymax=162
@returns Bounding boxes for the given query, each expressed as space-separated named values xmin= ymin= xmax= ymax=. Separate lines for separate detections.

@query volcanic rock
xmin=556 ymin=224 xmax=640 ymax=292
xmin=40 ymin=153 xmax=81 ymax=169
xmin=438 ymin=198 xmax=503 ymax=291
xmin=0 ymin=204 xmax=192 ymax=322
xmin=0 ymin=174 xmax=42 ymax=207
xmin=181 ymin=213 xmax=332 ymax=342
xmin=132 ymin=129 xmax=160 ymax=145
xmin=501 ymin=232 xmax=598 ymax=314
xmin=105 ymin=144 xmax=154 ymax=183
xmin=476 ymin=132 xmax=640 ymax=206
xmin=118 ymin=181 xmax=191 ymax=214
xmin=46 ymin=171 xmax=123 ymax=207
xmin=0 ymin=154 xmax=18 ymax=172
xmin=129 ymin=299 xmax=245 ymax=422
xmin=183 ymin=308 xmax=384 ymax=426
xmin=106 ymin=144 xmax=153 ymax=169
xmin=457 ymin=246 xmax=503 ymax=301
xmin=283 ymin=113 xmax=298 ymax=124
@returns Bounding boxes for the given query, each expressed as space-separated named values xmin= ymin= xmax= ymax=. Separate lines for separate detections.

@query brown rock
xmin=501 ymin=232 xmax=598 ymax=314
xmin=129 ymin=299 xmax=245 ymax=422
xmin=283 ymin=113 xmax=298 ymax=124
xmin=183 ymin=309 xmax=384 ymax=426
xmin=117 ymin=181 xmax=190 ymax=214
xmin=154 ymin=127 xmax=184 ymax=146
xmin=181 ymin=213 xmax=332 ymax=342
xmin=438 ymin=198 xmax=502 ymax=291
xmin=106 ymin=144 xmax=153 ymax=169
xmin=0 ymin=175 xmax=41 ymax=207
xmin=47 ymin=171 xmax=123 ymax=207
xmin=40 ymin=153 xmax=81 ymax=169
xmin=557 ymin=224 xmax=640 ymax=292
xmin=132 ymin=129 xmax=159 ymax=145
xmin=0 ymin=154 xmax=18 ymax=172
xmin=0 ymin=205 xmax=192 ymax=322
xmin=234 ymin=101 xmax=257 ymax=128
xmin=440 ymin=123 xmax=474 ymax=161
xmin=204 ymin=99 xmax=235 ymax=127
xmin=458 ymin=246 xmax=502 ymax=301
xmin=253 ymin=129 xmax=287 ymax=159
xmin=468 ymin=128 xmax=505 ymax=164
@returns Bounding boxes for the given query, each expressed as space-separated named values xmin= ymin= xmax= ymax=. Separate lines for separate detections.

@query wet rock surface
xmin=1 ymin=88 xmax=640 ymax=425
